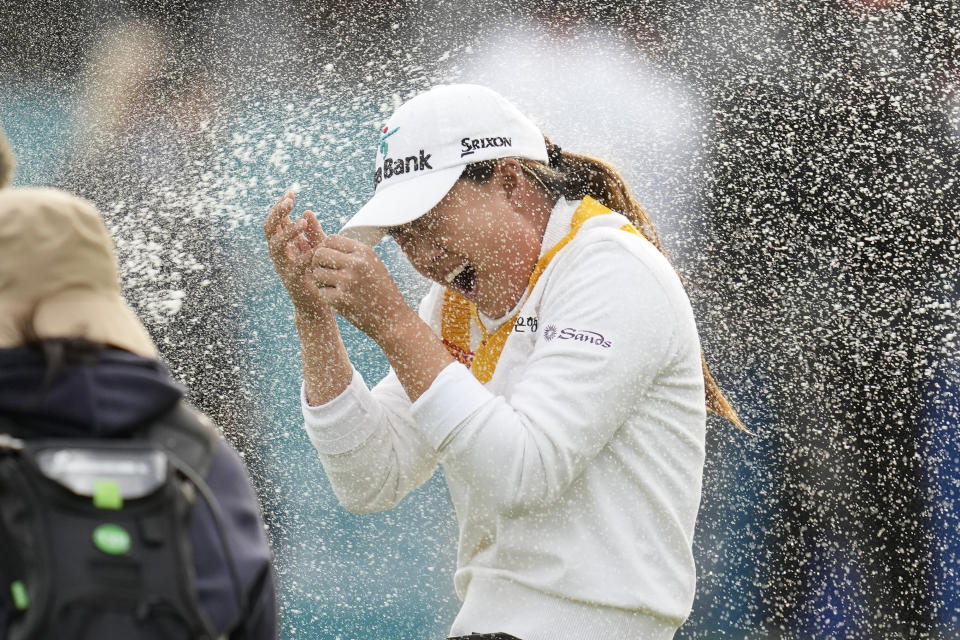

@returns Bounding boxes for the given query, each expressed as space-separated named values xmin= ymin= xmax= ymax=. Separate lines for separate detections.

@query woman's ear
xmin=494 ymin=158 xmax=525 ymax=201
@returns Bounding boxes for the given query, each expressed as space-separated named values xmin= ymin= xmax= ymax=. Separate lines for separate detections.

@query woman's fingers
xmin=268 ymin=218 xmax=308 ymax=262
xmin=305 ymin=237 xmax=408 ymax=340
xmin=302 ymin=210 xmax=326 ymax=245
xmin=322 ymin=233 xmax=361 ymax=252
xmin=310 ymin=240 xmax=357 ymax=287
xmin=291 ymin=211 xmax=324 ymax=255
xmin=261 ymin=191 xmax=339 ymax=319
xmin=265 ymin=191 xmax=302 ymax=261
xmin=266 ymin=199 xmax=326 ymax=267
xmin=310 ymin=243 xmax=350 ymax=270
xmin=263 ymin=191 xmax=295 ymax=236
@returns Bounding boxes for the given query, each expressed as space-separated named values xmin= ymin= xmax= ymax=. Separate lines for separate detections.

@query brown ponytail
xmin=463 ymin=138 xmax=746 ymax=431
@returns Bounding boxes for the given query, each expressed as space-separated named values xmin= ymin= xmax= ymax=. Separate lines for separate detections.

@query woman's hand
xmin=264 ymin=193 xmax=354 ymax=404
xmin=263 ymin=192 xmax=330 ymax=318
xmin=311 ymin=234 xmax=454 ymax=402
xmin=309 ymin=235 xmax=413 ymax=342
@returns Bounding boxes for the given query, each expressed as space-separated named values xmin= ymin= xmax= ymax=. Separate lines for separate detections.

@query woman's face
xmin=389 ymin=167 xmax=544 ymax=317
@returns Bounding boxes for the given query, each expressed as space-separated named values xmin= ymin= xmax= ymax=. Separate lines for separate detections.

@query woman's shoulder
xmin=548 ymin=213 xmax=694 ymax=315
xmin=563 ymin=212 xmax=675 ymax=278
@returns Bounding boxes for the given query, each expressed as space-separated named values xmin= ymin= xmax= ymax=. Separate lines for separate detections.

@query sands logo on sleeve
xmin=542 ymin=324 xmax=612 ymax=348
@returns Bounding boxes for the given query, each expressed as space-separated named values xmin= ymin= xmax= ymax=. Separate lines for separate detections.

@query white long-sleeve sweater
xmin=301 ymin=198 xmax=706 ymax=640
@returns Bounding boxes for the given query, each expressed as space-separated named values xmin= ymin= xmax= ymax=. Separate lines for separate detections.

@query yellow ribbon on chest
xmin=440 ymin=196 xmax=643 ymax=384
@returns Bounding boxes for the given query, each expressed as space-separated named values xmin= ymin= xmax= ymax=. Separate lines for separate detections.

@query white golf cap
xmin=340 ymin=84 xmax=548 ymax=246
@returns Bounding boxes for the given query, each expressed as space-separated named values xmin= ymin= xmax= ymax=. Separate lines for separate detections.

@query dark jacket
xmin=0 ymin=346 xmax=278 ymax=639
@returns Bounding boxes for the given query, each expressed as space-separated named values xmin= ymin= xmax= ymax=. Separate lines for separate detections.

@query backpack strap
xmin=146 ymin=402 xmax=250 ymax=640
xmin=0 ymin=437 xmax=27 ymax=624
xmin=0 ymin=424 xmax=26 ymax=608
xmin=145 ymin=401 xmax=218 ymax=479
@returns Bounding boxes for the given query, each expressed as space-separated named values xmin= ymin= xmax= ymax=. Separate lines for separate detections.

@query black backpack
xmin=0 ymin=401 xmax=245 ymax=640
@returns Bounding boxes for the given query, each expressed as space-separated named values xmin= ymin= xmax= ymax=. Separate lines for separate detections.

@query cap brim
xmin=339 ymin=164 xmax=465 ymax=246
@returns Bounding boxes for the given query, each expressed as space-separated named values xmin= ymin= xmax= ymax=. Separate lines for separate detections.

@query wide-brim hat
xmin=0 ymin=187 xmax=157 ymax=358
xmin=340 ymin=84 xmax=549 ymax=246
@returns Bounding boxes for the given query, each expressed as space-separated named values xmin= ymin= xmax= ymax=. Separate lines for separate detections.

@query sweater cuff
xmin=301 ymin=369 xmax=379 ymax=455
xmin=411 ymin=362 xmax=489 ymax=451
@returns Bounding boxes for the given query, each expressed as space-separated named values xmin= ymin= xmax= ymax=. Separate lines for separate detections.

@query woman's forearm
xmin=296 ymin=309 xmax=354 ymax=406
xmin=372 ymin=305 xmax=454 ymax=403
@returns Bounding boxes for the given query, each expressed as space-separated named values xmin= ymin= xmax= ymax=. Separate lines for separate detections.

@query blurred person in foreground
xmin=0 ymin=123 xmax=14 ymax=188
xmin=265 ymin=84 xmax=743 ymax=639
xmin=0 ymin=188 xmax=277 ymax=639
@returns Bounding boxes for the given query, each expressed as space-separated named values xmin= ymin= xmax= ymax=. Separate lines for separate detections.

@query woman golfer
xmin=264 ymin=84 xmax=740 ymax=640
